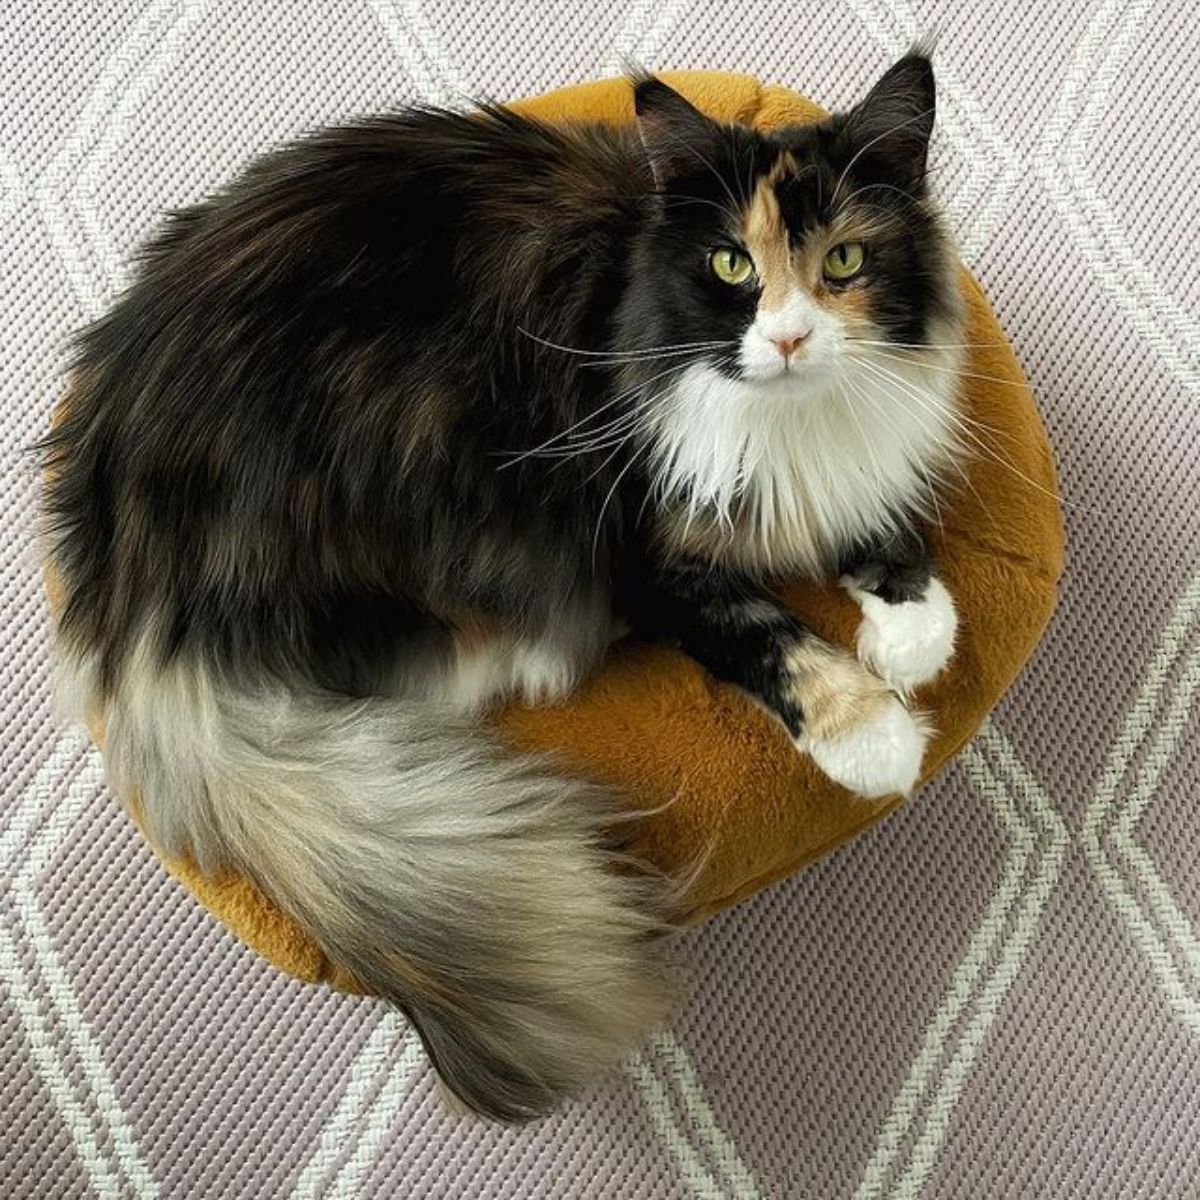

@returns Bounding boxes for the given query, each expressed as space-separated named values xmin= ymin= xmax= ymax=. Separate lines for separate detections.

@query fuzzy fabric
xmin=73 ymin=71 xmax=1061 ymax=989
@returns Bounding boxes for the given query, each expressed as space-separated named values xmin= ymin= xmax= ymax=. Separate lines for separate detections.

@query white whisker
xmin=660 ymin=194 xmax=742 ymax=227
xmin=496 ymin=358 xmax=705 ymax=467
xmin=836 ymin=180 xmax=919 ymax=208
xmin=851 ymin=353 xmax=1092 ymax=514
xmin=847 ymin=338 xmax=1008 ymax=350
xmin=849 ymin=343 xmax=1031 ymax=391
xmin=517 ymin=328 xmax=734 ymax=363
xmin=846 ymin=374 xmax=945 ymax=534
xmin=836 ymin=378 xmax=889 ymax=502
xmin=847 ymin=367 xmax=979 ymax=533
xmin=592 ymin=436 xmax=654 ymax=569
xmin=650 ymin=121 xmax=745 ymax=222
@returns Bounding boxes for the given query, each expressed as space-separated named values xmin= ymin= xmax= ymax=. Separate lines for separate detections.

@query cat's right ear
xmin=633 ymin=77 xmax=719 ymax=188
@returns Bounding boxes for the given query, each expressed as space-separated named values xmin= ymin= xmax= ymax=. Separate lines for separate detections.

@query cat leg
xmin=839 ymin=529 xmax=957 ymax=695
xmin=623 ymin=561 xmax=928 ymax=799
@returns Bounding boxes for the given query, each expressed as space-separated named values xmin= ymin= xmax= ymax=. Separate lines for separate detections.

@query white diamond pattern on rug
xmin=2 ymin=2 xmax=1199 ymax=1198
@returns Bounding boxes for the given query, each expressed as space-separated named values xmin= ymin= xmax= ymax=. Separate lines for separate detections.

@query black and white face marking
xmin=621 ymin=57 xmax=965 ymax=576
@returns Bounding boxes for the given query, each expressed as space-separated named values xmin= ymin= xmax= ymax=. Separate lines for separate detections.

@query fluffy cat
xmin=42 ymin=53 xmax=964 ymax=1121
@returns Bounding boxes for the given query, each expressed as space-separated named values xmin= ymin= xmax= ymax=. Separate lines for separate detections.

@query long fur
xmin=42 ymin=52 xmax=963 ymax=1121
xmin=65 ymin=633 xmax=671 ymax=1123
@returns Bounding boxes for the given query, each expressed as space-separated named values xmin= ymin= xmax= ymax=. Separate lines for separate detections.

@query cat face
xmin=621 ymin=56 xmax=959 ymax=390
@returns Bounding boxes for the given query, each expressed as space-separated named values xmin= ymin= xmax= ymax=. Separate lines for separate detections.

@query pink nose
xmin=771 ymin=332 xmax=809 ymax=359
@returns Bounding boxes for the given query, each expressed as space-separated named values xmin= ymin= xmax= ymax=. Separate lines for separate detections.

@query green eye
xmin=709 ymin=247 xmax=754 ymax=286
xmin=823 ymin=241 xmax=865 ymax=280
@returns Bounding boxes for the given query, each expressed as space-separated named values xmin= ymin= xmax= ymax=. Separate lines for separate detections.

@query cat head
xmin=618 ymin=56 xmax=965 ymax=570
xmin=619 ymin=54 xmax=960 ymax=388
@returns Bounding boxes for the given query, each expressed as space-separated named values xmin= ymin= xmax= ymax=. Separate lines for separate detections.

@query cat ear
xmin=633 ymin=76 xmax=720 ymax=188
xmin=841 ymin=52 xmax=936 ymax=192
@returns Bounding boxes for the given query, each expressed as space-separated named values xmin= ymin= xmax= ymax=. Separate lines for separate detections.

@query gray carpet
xmin=2 ymin=2 xmax=1198 ymax=1197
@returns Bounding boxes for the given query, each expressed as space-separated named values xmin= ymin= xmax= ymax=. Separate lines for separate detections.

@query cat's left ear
xmin=633 ymin=76 xmax=722 ymax=188
xmin=841 ymin=52 xmax=936 ymax=192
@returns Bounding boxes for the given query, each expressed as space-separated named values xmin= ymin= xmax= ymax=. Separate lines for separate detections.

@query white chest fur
xmin=646 ymin=349 xmax=963 ymax=576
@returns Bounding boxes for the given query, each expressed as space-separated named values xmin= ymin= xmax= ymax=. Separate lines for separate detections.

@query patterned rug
xmin=3 ymin=2 xmax=1198 ymax=1197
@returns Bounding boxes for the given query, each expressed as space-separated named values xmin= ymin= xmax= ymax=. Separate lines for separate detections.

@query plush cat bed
xmin=57 ymin=71 xmax=1063 ymax=991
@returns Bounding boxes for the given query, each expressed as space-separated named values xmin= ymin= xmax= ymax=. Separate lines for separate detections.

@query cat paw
xmin=841 ymin=576 xmax=957 ymax=695
xmin=797 ymin=695 xmax=929 ymax=800
xmin=511 ymin=640 xmax=584 ymax=705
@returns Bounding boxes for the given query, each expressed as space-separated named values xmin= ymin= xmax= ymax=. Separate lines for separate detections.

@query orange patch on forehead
xmin=742 ymin=153 xmax=797 ymax=312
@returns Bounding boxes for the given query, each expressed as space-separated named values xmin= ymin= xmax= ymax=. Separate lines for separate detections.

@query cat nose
xmin=771 ymin=332 xmax=809 ymax=359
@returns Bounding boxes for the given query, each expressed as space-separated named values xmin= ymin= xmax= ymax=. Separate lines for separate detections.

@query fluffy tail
xmin=80 ymin=647 xmax=674 ymax=1121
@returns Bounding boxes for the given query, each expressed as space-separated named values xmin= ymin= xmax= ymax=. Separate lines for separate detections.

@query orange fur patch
xmin=781 ymin=641 xmax=892 ymax=739
xmin=742 ymin=154 xmax=796 ymax=311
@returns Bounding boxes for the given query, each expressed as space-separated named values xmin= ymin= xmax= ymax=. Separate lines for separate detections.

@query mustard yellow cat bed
xmin=58 ymin=71 xmax=1063 ymax=991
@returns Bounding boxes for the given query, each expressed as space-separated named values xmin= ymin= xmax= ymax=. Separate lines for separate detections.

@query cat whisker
xmin=659 ymin=193 xmax=743 ymax=228
xmin=561 ymin=412 xmax=648 ymax=451
xmin=579 ymin=430 xmax=639 ymax=486
xmin=505 ymin=353 xmax=713 ymax=468
xmin=851 ymin=355 xmax=1093 ymax=514
xmin=845 ymin=337 xmax=1012 ymax=351
xmin=552 ymin=402 xmax=669 ymax=463
xmin=517 ymin=328 xmax=733 ymax=363
xmin=849 ymin=359 xmax=1006 ymax=526
xmin=851 ymin=353 xmax=1012 ymax=449
xmin=591 ymin=435 xmax=656 ymax=570
xmin=495 ymin=358 xmax=704 ymax=466
xmin=846 ymin=372 xmax=966 ymax=536
xmin=835 ymin=377 xmax=890 ymax=503
xmin=582 ymin=339 xmax=736 ymax=360
xmin=564 ymin=381 xmax=686 ymax=448
xmin=660 ymin=126 xmax=746 ymax=221
xmin=520 ymin=404 xmax=665 ymax=464
xmin=575 ymin=364 xmax=694 ymax=484
xmin=643 ymin=357 xmax=742 ymax=532
xmin=845 ymin=352 xmax=1021 ymax=440
xmin=848 ymin=343 xmax=1031 ymax=391
xmin=836 ymin=180 xmax=919 ymax=209
xmin=581 ymin=342 xmax=738 ymax=370
xmin=726 ymin=127 xmax=753 ymax=212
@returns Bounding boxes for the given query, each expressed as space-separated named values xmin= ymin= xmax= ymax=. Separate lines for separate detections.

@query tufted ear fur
xmin=633 ymin=76 xmax=725 ymax=188
xmin=841 ymin=52 xmax=937 ymax=193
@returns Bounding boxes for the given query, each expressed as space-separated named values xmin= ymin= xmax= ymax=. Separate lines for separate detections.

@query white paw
xmin=511 ymin=640 xmax=583 ymax=705
xmin=842 ymin=576 xmax=957 ymax=695
xmin=798 ymin=696 xmax=929 ymax=800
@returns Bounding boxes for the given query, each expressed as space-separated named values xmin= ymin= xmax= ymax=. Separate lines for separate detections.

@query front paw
xmin=841 ymin=576 xmax=957 ymax=695
xmin=798 ymin=695 xmax=929 ymax=800
xmin=784 ymin=646 xmax=930 ymax=799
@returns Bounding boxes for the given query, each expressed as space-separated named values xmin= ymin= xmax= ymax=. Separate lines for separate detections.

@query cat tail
xmin=70 ymin=644 xmax=676 ymax=1122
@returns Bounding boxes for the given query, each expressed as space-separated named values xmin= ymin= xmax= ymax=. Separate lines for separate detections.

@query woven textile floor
xmin=3 ymin=2 xmax=1199 ymax=1197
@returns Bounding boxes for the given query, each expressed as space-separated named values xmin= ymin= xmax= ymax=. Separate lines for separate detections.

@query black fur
xmin=839 ymin=527 xmax=934 ymax=605
xmin=44 ymin=60 xmax=946 ymax=712
xmin=620 ymin=560 xmax=813 ymax=735
xmin=41 ymin=59 xmax=955 ymax=1119
xmin=47 ymin=105 xmax=649 ymax=691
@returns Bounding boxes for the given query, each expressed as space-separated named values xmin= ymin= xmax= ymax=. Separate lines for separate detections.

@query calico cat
xmin=42 ymin=53 xmax=964 ymax=1121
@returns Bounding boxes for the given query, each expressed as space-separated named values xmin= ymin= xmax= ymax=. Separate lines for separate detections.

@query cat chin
xmin=738 ymin=360 xmax=840 ymax=392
